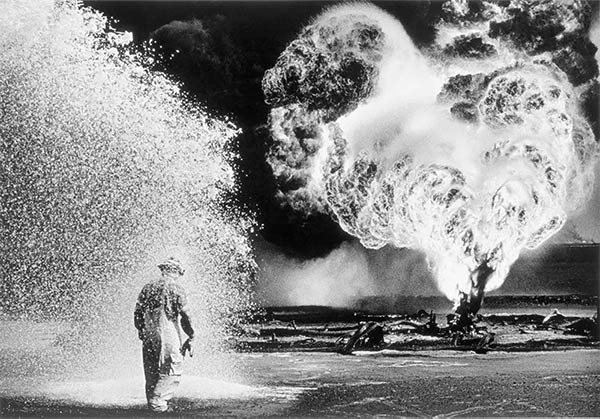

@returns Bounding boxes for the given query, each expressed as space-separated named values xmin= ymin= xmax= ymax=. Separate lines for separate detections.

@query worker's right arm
xmin=177 ymin=287 xmax=195 ymax=357
xmin=178 ymin=287 xmax=195 ymax=340
xmin=180 ymin=305 xmax=195 ymax=340
xmin=134 ymin=290 xmax=145 ymax=340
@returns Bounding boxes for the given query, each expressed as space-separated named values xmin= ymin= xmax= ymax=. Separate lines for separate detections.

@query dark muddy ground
xmin=1 ymin=350 xmax=599 ymax=416
xmin=1 ymin=300 xmax=598 ymax=416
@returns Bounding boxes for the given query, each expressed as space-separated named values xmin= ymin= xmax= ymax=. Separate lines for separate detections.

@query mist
xmin=255 ymin=239 xmax=437 ymax=307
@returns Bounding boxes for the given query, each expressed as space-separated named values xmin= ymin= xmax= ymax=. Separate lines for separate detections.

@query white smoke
xmin=256 ymin=241 xmax=375 ymax=307
xmin=256 ymin=239 xmax=439 ymax=308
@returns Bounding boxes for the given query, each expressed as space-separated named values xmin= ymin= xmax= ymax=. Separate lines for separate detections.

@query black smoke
xmin=84 ymin=1 xmax=599 ymax=258
xmin=82 ymin=1 xmax=442 ymax=258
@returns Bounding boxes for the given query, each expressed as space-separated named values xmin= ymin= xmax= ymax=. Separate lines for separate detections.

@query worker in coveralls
xmin=134 ymin=257 xmax=195 ymax=412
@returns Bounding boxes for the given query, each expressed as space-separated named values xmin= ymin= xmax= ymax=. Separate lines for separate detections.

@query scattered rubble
xmin=338 ymin=322 xmax=385 ymax=354
xmin=239 ymin=302 xmax=599 ymax=354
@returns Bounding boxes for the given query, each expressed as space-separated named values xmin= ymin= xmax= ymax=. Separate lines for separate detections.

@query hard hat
xmin=158 ymin=257 xmax=185 ymax=275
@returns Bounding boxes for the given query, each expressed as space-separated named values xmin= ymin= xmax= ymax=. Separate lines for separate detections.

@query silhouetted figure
xmin=542 ymin=308 xmax=566 ymax=325
xmin=340 ymin=322 xmax=385 ymax=354
xmin=134 ymin=257 xmax=195 ymax=412
xmin=449 ymin=260 xmax=494 ymax=332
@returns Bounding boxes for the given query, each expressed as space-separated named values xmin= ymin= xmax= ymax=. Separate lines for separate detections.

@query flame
xmin=262 ymin=3 xmax=599 ymax=308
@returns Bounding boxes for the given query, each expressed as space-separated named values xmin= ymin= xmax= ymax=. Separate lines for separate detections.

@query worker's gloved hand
xmin=180 ymin=338 xmax=193 ymax=357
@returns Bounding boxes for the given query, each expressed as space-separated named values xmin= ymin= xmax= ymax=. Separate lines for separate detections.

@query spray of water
xmin=262 ymin=3 xmax=599 ymax=314
xmin=0 ymin=0 xmax=256 ymax=382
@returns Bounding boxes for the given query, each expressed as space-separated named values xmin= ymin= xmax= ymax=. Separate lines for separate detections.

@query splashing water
xmin=262 ymin=3 xmax=599 ymax=315
xmin=0 ymin=0 xmax=255 ymax=381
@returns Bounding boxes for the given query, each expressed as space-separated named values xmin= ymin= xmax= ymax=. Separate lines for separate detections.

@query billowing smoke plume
xmin=262 ymin=2 xmax=599 ymax=308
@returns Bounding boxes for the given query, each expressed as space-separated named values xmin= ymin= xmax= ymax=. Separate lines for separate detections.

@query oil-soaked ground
xmin=1 ymin=305 xmax=599 ymax=418
xmin=1 ymin=300 xmax=598 ymax=416
xmin=1 ymin=349 xmax=599 ymax=416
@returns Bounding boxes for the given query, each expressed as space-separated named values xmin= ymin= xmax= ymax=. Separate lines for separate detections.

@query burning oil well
xmin=0 ymin=0 xmax=597 ymax=357
xmin=249 ymin=243 xmax=598 ymax=353
xmin=261 ymin=1 xmax=600 ymax=329
xmin=354 ymin=242 xmax=599 ymax=312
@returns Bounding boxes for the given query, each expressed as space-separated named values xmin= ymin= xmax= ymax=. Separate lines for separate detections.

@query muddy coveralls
xmin=134 ymin=276 xmax=194 ymax=412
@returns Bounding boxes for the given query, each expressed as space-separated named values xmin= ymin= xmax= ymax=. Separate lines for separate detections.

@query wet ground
xmin=1 ymin=302 xmax=598 ymax=417
xmin=1 ymin=350 xmax=599 ymax=416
